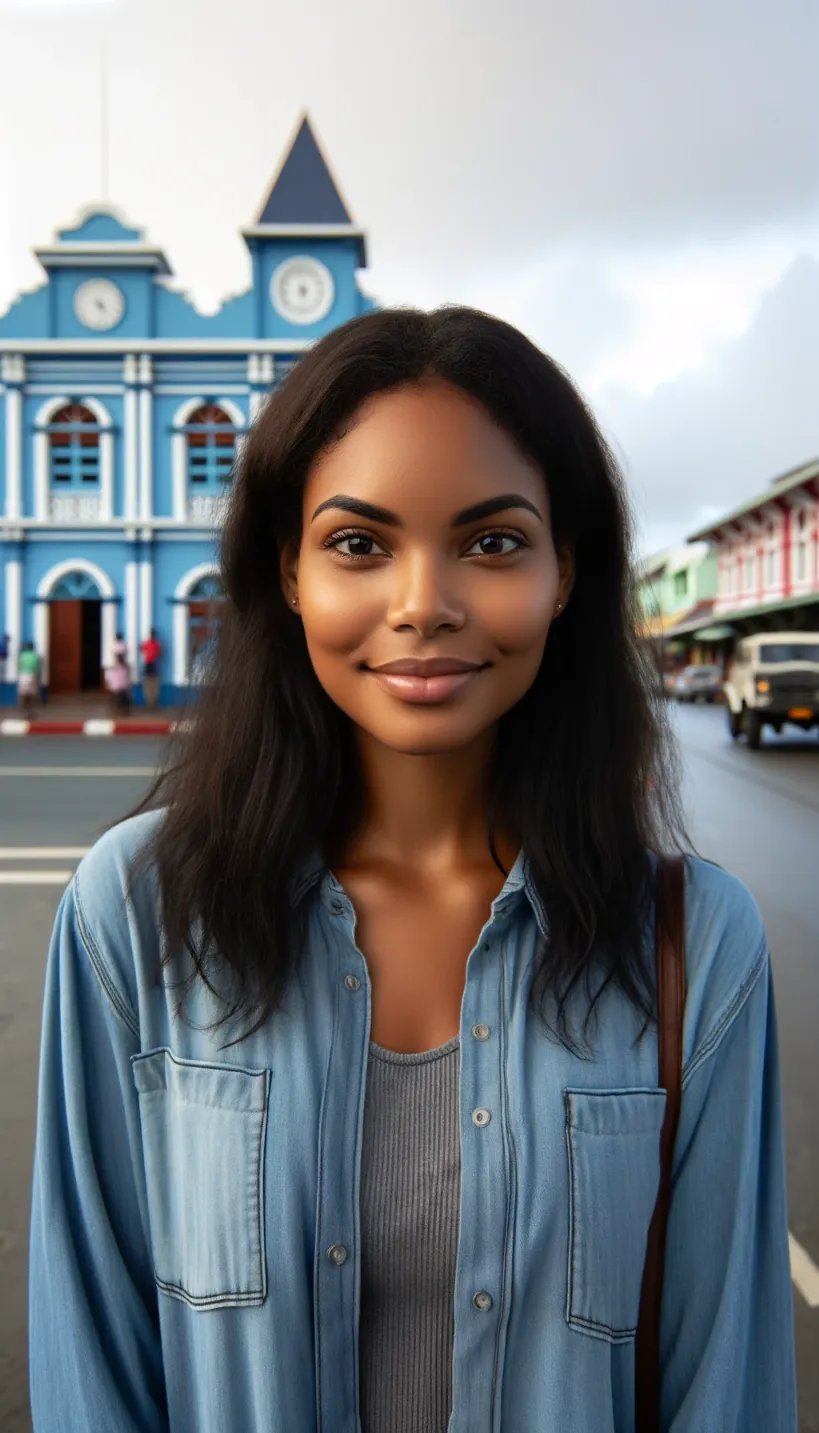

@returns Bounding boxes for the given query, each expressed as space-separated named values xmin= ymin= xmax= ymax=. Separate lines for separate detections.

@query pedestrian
xmin=17 ymin=640 xmax=40 ymax=718
xmin=105 ymin=653 xmax=131 ymax=716
xmin=113 ymin=631 xmax=127 ymax=661
xmin=0 ymin=632 xmax=8 ymax=685
xmin=139 ymin=628 xmax=162 ymax=710
xmin=29 ymin=308 xmax=797 ymax=1432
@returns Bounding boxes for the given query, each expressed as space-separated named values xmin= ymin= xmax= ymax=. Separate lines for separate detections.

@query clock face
xmin=270 ymin=257 xmax=334 ymax=326
xmin=73 ymin=278 xmax=126 ymax=331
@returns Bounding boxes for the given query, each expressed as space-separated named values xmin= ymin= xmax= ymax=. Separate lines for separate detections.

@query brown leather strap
xmin=634 ymin=855 xmax=687 ymax=1433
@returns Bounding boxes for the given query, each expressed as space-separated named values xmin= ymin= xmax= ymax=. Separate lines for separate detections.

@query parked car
xmin=674 ymin=664 xmax=723 ymax=703
xmin=723 ymin=632 xmax=819 ymax=749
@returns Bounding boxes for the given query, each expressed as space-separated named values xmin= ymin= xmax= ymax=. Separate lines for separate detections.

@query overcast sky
xmin=0 ymin=0 xmax=817 ymax=555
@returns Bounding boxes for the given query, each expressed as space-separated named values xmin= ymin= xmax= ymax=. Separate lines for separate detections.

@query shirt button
xmin=473 ymin=1290 xmax=493 ymax=1312
xmin=472 ymin=1107 xmax=491 ymax=1128
xmin=327 ymin=1244 xmax=348 ymax=1266
xmin=471 ymin=1023 xmax=491 ymax=1041
xmin=344 ymin=974 xmax=361 ymax=992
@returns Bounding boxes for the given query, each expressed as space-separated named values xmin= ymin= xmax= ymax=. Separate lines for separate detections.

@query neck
xmin=340 ymin=725 xmax=515 ymax=877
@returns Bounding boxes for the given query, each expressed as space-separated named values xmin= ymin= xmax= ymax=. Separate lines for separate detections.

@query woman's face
xmin=282 ymin=380 xmax=574 ymax=756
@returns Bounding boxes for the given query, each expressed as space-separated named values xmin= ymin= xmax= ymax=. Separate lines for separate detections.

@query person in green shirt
xmin=17 ymin=641 xmax=40 ymax=718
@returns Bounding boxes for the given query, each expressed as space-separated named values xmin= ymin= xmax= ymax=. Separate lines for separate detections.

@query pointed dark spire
xmin=257 ymin=116 xmax=352 ymax=225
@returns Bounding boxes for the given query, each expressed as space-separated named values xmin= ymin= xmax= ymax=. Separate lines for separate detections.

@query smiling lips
xmin=366 ymin=657 xmax=487 ymax=704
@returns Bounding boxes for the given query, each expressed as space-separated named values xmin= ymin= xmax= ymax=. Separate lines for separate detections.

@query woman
xmin=17 ymin=639 xmax=40 ymax=717
xmin=106 ymin=651 xmax=132 ymax=715
xmin=29 ymin=308 xmax=796 ymax=1432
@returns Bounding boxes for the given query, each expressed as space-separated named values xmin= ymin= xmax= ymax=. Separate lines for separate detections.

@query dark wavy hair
xmin=122 ymin=306 xmax=688 ymax=1050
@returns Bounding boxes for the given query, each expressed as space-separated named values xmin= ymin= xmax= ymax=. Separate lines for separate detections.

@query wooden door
xmin=49 ymin=601 xmax=82 ymax=694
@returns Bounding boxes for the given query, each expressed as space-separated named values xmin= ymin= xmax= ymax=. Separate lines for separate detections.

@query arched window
xmin=188 ymin=573 xmax=224 ymax=684
xmin=51 ymin=570 xmax=101 ymax=600
xmin=48 ymin=404 xmax=100 ymax=490
xmin=185 ymin=404 xmax=236 ymax=491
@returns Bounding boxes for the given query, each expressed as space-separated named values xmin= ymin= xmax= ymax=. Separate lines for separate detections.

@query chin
xmin=366 ymin=715 xmax=490 ymax=757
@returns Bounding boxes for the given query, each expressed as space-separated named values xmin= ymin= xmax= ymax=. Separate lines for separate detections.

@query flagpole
xmin=100 ymin=35 xmax=109 ymax=202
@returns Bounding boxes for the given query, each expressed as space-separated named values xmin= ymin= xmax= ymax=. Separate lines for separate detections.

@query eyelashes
xmin=322 ymin=527 xmax=528 ymax=562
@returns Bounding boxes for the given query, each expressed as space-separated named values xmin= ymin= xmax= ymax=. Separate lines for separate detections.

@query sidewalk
xmin=0 ymin=695 xmax=195 ymax=737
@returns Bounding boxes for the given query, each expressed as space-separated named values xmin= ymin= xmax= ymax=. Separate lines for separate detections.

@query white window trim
xmin=34 ymin=394 xmax=114 ymax=522
xmin=171 ymin=396 xmax=246 ymax=522
xmin=34 ymin=556 xmax=117 ymax=685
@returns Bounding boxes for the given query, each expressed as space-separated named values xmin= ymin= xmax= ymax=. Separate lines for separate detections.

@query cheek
xmin=472 ymin=569 xmax=557 ymax=651
xmin=298 ymin=561 xmax=376 ymax=655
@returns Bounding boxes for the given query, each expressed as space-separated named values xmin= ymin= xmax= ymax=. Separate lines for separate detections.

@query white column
xmin=138 ymin=355 xmax=153 ymax=522
xmin=2 ymin=355 xmax=25 ymax=521
xmin=125 ymin=560 xmax=139 ymax=675
xmin=101 ymin=602 xmax=116 ymax=672
xmin=124 ymin=356 xmax=139 ymax=521
xmin=34 ymin=601 xmax=48 ymax=685
xmin=173 ymin=601 xmax=188 ymax=686
xmin=4 ymin=558 xmax=22 ymax=681
xmin=140 ymin=557 xmax=153 ymax=643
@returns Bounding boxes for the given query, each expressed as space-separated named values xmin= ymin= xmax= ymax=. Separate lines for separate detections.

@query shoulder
xmin=680 ymin=855 xmax=769 ymax=1074
xmin=71 ymin=810 xmax=166 ymax=1019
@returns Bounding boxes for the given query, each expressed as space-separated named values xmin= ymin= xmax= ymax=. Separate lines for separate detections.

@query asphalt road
xmin=0 ymin=708 xmax=816 ymax=1431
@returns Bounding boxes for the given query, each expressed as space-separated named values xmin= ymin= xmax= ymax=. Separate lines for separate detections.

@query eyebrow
xmin=311 ymin=493 xmax=544 ymax=526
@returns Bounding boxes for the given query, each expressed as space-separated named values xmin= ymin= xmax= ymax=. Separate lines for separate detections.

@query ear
xmin=557 ymin=545 xmax=576 ymax=609
xmin=279 ymin=537 xmax=300 ymax=608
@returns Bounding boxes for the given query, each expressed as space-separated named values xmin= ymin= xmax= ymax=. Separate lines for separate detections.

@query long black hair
xmin=122 ymin=306 xmax=687 ymax=1050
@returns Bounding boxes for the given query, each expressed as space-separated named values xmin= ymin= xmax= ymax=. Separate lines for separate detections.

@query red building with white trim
xmin=688 ymin=458 xmax=819 ymax=635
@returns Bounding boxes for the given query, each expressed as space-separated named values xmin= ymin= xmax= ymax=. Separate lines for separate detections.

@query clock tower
xmin=33 ymin=210 xmax=172 ymax=340
xmin=243 ymin=114 xmax=373 ymax=341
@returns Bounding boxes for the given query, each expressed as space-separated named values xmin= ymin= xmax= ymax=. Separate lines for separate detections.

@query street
xmin=0 ymin=708 xmax=817 ymax=1431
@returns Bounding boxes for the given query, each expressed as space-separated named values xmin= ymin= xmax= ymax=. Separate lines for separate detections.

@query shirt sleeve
xmin=29 ymin=882 xmax=169 ymax=1432
xmin=661 ymin=950 xmax=797 ymax=1431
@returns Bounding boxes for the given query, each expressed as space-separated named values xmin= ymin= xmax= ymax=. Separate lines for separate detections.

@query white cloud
xmin=594 ymin=255 xmax=819 ymax=553
xmin=0 ymin=0 xmax=817 ymax=554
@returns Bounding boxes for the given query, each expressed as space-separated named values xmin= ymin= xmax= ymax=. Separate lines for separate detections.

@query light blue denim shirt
xmin=29 ymin=810 xmax=797 ymax=1432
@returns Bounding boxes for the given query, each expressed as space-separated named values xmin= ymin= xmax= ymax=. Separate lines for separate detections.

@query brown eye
xmin=465 ymin=531 xmax=525 ymax=557
xmin=326 ymin=529 xmax=388 ymax=559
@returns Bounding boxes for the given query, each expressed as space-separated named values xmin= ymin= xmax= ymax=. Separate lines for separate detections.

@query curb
xmin=1 ymin=718 xmax=190 ymax=737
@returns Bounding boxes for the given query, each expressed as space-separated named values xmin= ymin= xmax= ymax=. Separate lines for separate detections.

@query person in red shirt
xmin=139 ymin=629 xmax=162 ymax=710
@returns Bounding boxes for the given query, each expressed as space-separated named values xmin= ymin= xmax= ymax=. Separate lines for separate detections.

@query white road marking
xmin=0 ymin=766 xmax=156 ymax=777
xmin=0 ymin=871 xmax=73 ymax=885
xmin=789 ymin=1232 xmax=819 ymax=1308
xmin=0 ymin=847 xmax=90 ymax=859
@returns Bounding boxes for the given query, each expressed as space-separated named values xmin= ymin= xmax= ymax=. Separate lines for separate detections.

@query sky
xmin=0 ymin=0 xmax=817 ymax=556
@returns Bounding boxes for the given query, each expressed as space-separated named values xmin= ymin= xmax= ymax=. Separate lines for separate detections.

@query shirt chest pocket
xmin=564 ymin=1087 xmax=666 ymax=1344
xmin=132 ymin=1049 xmax=271 ymax=1311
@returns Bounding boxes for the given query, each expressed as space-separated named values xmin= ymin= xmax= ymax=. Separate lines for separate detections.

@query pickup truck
xmin=724 ymin=631 xmax=819 ymax=749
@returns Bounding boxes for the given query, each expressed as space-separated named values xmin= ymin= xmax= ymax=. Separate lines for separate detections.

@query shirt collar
xmin=291 ymin=844 xmax=548 ymax=939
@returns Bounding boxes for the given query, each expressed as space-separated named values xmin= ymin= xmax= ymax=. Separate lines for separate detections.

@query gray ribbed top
xmin=359 ymin=1035 xmax=462 ymax=1433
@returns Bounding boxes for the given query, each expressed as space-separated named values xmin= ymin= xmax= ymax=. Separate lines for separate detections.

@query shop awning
xmin=692 ymin=624 xmax=736 ymax=641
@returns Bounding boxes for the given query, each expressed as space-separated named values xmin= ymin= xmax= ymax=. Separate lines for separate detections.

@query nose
xmin=386 ymin=550 xmax=465 ymax=637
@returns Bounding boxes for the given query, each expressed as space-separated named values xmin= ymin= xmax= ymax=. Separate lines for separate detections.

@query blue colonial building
xmin=0 ymin=115 xmax=375 ymax=705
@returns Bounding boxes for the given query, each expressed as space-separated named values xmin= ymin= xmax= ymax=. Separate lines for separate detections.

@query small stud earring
xmin=292 ymin=597 xmax=298 ymax=607
xmin=555 ymin=600 xmax=563 ymax=614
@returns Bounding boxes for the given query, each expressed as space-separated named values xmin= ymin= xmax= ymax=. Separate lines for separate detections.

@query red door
xmin=49 ymin=601 xmax=82 ymax=694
